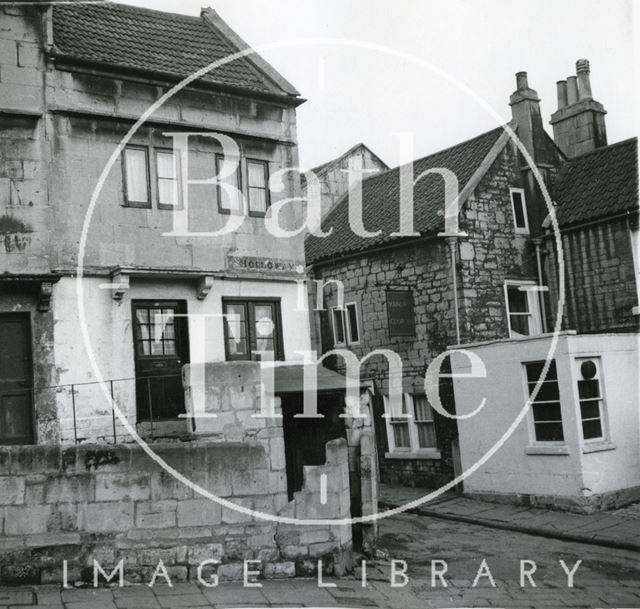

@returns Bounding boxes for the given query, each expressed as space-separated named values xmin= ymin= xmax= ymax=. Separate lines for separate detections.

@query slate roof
xmin=305 ymin=126 xmax=505 ymax=264
xmin=552 ymin=138 xmax=639 ymax=227
xmin=51 ymin=2 xmax=297 ymax=99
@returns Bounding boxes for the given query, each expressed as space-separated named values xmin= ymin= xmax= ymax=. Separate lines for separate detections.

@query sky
xmin=122 ymin=0 xmax=638 ymax=169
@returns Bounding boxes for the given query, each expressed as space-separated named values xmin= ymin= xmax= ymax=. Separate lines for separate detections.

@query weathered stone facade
xmin=311 ymin=141 xmax=539 ymax=488
xmin=0 ymin=439 xmax=352 ymax=585
xmin=0 ymin=4 xmax=313 ymax=445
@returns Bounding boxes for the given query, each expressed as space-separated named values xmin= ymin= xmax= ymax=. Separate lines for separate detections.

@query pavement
xmin=2 ymin=508 xmax=640 ymax=608
xmin=378 ymin=483 xmax=640 ymax=552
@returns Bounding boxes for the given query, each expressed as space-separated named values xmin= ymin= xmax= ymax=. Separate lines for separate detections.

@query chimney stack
xmin=509 ymin=71 xmax=545 ymax=166
xmin=576 ymin=58 xmax=592 ymax=99
xmin=550 ymin=59 xmax=607 ymax=158
xmin=556 ymin=80 xmax=568 ymax=109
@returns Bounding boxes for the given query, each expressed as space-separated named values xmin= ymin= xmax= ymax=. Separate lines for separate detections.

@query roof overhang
xmin=273 ymin=364 xmax=367 ymax=395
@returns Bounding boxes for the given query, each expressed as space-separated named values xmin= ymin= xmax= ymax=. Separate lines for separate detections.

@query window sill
xmin=385 ymin=450 xmax=442 ymax=460
xmin=583 ymin=441 xmax=616 ymax=454
xmin=525 ymin=445 xmax=570 ymax=456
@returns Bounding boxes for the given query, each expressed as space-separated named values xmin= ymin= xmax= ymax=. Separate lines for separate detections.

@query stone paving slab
xmin=379 ymin=483 xmax=640 ymax=552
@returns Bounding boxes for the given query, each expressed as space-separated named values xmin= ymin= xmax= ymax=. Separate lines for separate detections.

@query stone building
xmin=451 ymin=62 xmax=639 ymax=512
xmin=306 ymin=71 xmax=564 ymax=488
xmin=0 ymin=2 xmax=376 ymax=585
xmin=305 ymin=60 xmax=638 ymax=502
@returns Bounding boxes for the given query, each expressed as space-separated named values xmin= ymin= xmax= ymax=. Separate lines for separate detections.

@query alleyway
xmin=2 ymin=512 xmax=639 ymax=608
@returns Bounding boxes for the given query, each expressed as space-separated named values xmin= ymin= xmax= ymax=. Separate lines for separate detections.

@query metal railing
xmin=0 ymin=373 xmax=184 ymax=445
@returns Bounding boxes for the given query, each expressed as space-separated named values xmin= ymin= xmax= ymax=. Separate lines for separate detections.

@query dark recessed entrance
xmin=0 ymin=313 xmax=34 ymax=445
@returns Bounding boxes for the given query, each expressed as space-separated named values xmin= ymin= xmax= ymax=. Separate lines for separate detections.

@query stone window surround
xmin=382 ymin=393 xmax=441 ymax=460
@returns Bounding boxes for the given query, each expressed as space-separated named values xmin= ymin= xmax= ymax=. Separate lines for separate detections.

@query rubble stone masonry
xmin=311 ymin=142 xmax=538 ymax=488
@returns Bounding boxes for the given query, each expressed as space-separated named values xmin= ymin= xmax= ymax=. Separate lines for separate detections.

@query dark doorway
xmin=0 ymin=314 xmax=34 ymax=445
xmin=132 ymin=300 xmax=189 ymax=421
xmin=281 ymin=392 xmax=347 ymax=500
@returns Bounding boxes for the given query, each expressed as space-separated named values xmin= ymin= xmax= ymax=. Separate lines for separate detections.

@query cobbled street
xmin=1 ymin=511 xmax=639 ymax=608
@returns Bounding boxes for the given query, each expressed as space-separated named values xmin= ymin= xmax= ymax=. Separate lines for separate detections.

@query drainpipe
xmin=533 ymin=237 xmax=548 ymax=333
xmin=439 ymin=234 xmax=465 ymax=345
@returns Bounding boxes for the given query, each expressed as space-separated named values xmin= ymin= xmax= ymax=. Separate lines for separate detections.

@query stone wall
xmin=310 ymin=140 xmax=537 ymax=489
xmin=0 ymin=439 xmax=352 ymax=585
xmin=543 ymin=217 xmax=639 ymax=333
xmin=0 ymin=4 xmax=305 ymax=278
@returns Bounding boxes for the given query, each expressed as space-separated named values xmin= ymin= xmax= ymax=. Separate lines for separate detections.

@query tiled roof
xmin=552 ymin=138 xmax=639 ymax=227
xmin=51 ymin=2 xmax=296 ymax=99
xmin=305 ymin=126 xmax=506 ymax=264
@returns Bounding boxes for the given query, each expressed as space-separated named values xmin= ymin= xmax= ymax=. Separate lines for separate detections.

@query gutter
xmin=308 ymin=232 xmax=442 ymax=271
xmin=47 ymin=52 xmax=306 ymax=108
xmin=541 ymin=209 xmax=639 ymax=237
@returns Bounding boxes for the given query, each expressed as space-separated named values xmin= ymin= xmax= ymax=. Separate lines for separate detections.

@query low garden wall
xmin=0 ymin=439 xmax=352 ymax=585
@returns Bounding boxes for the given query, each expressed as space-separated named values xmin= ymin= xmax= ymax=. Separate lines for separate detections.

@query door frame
xmin=130 ymin=299 xmax=190 ymax=421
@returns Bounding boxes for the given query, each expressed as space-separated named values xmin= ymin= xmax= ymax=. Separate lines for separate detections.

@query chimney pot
xmin=576 ymin=58 xmax=592 ymax=100
xmin=567 ymin=76 xmax=578 ymax=105
xmin=515 ymin=71 xmax=529 ymax=90
xmin=556 ymin=80 xmax=568 ymax=109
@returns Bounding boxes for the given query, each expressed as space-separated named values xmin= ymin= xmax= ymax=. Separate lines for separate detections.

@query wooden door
xmin=132 ymin=301 xmax=189 ymax=421
xmin=0 ymin=314 xmax=34 ymax=445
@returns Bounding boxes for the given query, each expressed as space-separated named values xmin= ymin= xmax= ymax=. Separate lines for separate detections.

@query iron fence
xmin=0 ymin=373 xmax=184 ymax=445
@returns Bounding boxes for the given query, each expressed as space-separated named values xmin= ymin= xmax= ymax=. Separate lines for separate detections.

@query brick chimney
xmin=550 ymin=59 xmax=607 ymax=158
xmin=509 ymin=71 xmax=553 ymax=167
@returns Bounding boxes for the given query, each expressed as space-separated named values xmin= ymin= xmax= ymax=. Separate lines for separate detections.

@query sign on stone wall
xmin=226 ymin=254 xmax=304 ymax=276
xmin=386 ymin=290 xmax=416 ymax=337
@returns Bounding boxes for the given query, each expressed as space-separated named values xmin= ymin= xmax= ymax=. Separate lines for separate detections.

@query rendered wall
xmin=51 ymin=276 xmax=311 ymax=444
xmin=451 ymin=332 xmax=640 ymax=511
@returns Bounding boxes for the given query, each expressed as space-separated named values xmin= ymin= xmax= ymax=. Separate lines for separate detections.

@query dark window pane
xmin=526 ymin=361 xmax=558 ymax=383
xmin=512 ymin=191 xmax=526 ymax=228
xmin=582 ymin=419 xmax=603 ymax=440
xmin=510 ymin=314 xmax=530 ymax=336
xmin=333 ymin=309 xmax=345 ymax=344
xmin=528 ymin=381 xmax=560 ymax=402
xmin=507 ymin=286 xmax=529 ymax=313
xmin=532 ymin=402 xmax=562 ymax=422
xmin=580 ymin=400 xmax=601 ymax=420
xmin=347 ymin=304 xmax=359 ymax=343
xmin=416 ymin=422 xmax=436 ymax=448
xmin=535 ymin=422 xmax=565 ymax=442
xmin=578 ymin=379 xmax=600 ymax=400
xmin=413 ymin=396 xmax=433 ymax=421
xmin=392 ymin=423 xmax=410 ymax=448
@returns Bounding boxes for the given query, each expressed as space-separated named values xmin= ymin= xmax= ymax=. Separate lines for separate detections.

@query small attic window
xmin=510 ymin=188 xmax=529 ymax=234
